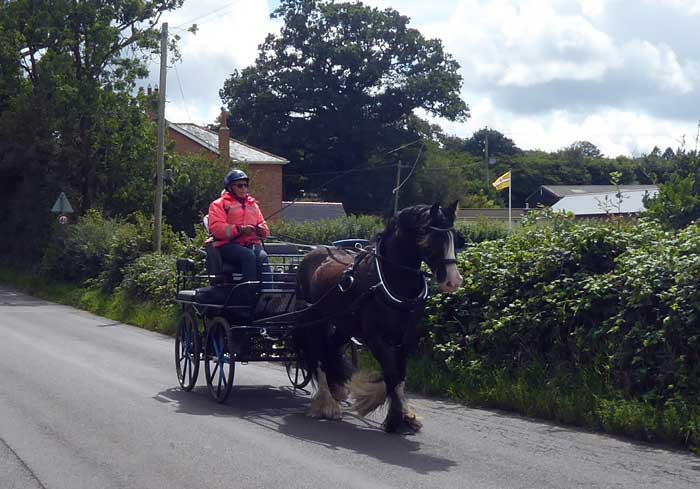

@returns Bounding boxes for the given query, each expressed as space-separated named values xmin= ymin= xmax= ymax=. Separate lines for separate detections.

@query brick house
xmin=167 ymin=109 xmax=288 ymax=218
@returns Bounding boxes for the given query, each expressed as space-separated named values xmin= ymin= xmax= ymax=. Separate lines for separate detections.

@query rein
xmin=261 ymin=223 xmax=459 ymax=327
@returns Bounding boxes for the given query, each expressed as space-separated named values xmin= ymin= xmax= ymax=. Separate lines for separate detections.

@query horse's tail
xmin=349 ymin=370 xmax=387 ymax=416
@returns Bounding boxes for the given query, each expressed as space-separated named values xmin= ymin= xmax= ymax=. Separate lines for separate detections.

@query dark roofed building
xmin=526 ymin=185 xmax=659 ymax=209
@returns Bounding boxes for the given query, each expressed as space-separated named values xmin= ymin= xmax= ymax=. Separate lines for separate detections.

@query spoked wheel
xmin=204 ymin=317 xmax=235 ymax=403
xmin=285 ymin=356 xmax=312 ymax=389
xmin=175 ymin=311 xmax=200 ymax=391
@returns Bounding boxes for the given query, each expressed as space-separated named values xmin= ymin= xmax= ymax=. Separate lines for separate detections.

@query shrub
xmin=426 ymin=216 xmax=700 ymax=406
xmin=40 ymin=209 xmax=113 ymax=283
xmin=118 ymin=252 xmax=178 ymax=306
xmin=269 ymin=214 xmax=510 ymax=246
xmin=269 ymin=215 xmax=385 ymax=245
xmin=96 ymin=212 xmax=188 ymax=291
xmin=40 ymin=208 xmax=192 ymax=290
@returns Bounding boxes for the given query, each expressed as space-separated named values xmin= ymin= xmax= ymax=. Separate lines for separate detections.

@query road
xmin=0 ymin=285 xmax=698 ymax=489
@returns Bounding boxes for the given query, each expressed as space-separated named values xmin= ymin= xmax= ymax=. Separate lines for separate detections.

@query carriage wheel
xmin=204 ymin=317 xmax=235 ymax=403
xmin=285 ymin=356 xmax=312 ymax=389
xmin=175 ymin=311 xmax=200 ymax=391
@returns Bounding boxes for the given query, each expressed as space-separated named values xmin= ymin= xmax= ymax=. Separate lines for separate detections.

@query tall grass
xmin=0 ymin=268 xmax=179 ymax=336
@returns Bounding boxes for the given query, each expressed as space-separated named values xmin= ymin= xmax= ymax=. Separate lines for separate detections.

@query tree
xmin=0 ymin=0 xmax=183 ymax=211
xmin=463 ymin=128 xmax=520 ymax=158
xmin=644 ymin=147 xmax=700 ymax=228
xmin=568 ymin=140 xmax=604 ymax=158
xmin=220 ymin=0 xmax=468 ymax=214
xmin=163 ymin=152 xmax=234 ymax=235
xmin=0 ymin=0 xmax=183 ymax=259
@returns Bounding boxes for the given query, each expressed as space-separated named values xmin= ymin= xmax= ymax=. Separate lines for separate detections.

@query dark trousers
xmin=218 ymin=243 xmax=269 ymax=283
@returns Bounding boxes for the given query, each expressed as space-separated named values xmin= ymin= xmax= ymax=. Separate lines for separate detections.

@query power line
xmin=283 ymin=163 xmax=396 ymax=177
xmin=174 ymin=0 xmax=242 ymax=29
xmin=392 ymin=144 xmax=424 ymax=194
xmin=173 ymin=64 xmax=192 ymax=123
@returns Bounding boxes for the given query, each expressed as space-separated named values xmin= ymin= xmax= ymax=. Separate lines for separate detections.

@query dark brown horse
xmin=293 ymin=202 xmax=464 ymax=432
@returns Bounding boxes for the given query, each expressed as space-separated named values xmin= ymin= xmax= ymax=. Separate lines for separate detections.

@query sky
xmin=143 ymin=0 xmax=700 ymax=158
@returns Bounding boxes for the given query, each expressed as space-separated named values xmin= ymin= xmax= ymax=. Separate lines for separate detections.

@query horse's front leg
xmin=309 ymin=367 xmax=343 ymax=420
xmin=381 ymin=345 xmax=422 ymax=433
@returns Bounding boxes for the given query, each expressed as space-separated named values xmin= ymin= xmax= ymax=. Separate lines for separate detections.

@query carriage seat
xmin=205 ymin=242 xmax=242 ymax=275
xmin=202 ymin=214 xmax=243 ymax=283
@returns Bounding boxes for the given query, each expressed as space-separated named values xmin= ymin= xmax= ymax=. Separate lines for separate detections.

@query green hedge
xmin=269 ymin=214 xmax=510 ymax=246
xmin=423 ymin=213 xmax=700 ymax=448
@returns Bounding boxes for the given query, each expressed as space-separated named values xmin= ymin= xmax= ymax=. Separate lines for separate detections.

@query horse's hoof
xmin=382 ymin=410 xmax=423 ymax=433
xmin=309 ymin=398 xmax=342 ymax=420
xmin=403 ymin=410 xmax=423 ymax=432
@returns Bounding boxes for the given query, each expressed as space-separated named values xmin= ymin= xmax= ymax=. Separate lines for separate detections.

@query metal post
xmin=393 ymin=159 xmax=402 ymax=215
xmin=154 ymin=22 xmax=168 ymax=252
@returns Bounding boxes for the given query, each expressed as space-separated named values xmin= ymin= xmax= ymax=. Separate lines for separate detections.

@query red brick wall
xmin=248 ymin=164 xmax=283 ymax=220
xmin=167 ymin=127 xmax=284 ymax=220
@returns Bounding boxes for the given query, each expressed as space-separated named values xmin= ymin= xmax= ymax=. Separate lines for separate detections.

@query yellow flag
xmin=492 ymin=170 xmax=511 ymax=190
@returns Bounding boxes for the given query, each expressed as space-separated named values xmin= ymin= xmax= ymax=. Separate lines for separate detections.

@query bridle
xmin=427 ymin=225 xmax=459 ymax=266
xmin=369 ymin=224 xmax=458 ymax=308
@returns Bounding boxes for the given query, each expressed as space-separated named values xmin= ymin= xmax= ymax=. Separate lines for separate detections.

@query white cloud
xmin=142 ymin=0 xmax=279 ymax=125
xmin=579 ymin=0 xmax=608 ymax=17
xmin=147 ymin=0 xmax=700 ymax=156
xmin=620 ymin=40 xmax=695 ymax=93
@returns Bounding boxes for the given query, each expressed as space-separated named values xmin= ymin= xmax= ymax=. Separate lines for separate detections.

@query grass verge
xmin=0 ymin=268 xmax=178 ymax=336
xmin=406 ymin=351 xmax=700 ymax=453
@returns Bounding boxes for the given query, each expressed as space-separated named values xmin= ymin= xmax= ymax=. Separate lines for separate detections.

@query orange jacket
xmin=207 ymin=192 xmax=270 ymax=247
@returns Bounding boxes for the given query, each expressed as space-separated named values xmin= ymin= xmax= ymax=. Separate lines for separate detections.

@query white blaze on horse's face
xmin=438 ymin=231 xmax=463 ymax=294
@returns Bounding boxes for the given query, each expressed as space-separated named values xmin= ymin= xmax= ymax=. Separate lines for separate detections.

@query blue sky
xmin=144 ymin=0 xmax=700 ymax=158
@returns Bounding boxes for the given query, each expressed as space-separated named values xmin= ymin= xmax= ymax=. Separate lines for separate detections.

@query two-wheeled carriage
xmin=173 ymin=240 xmax=359 ymax=403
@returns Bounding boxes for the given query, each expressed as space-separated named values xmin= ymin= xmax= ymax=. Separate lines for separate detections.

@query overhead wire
xmin=266 ymin=139 xmax=427 ymax=221
xmin=392 ymin=143 xmax=423 ymax=195
xmin=173 ymin=64 xmax=193 ymax=123
xmin=173 ymin=0 xmax=242 ymax=29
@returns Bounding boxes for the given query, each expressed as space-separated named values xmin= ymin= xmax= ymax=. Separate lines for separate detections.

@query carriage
xmin=173 ymin=239 xmax=363 ymax=403
xmin=174 ymin=202 xmax=463 ymax=433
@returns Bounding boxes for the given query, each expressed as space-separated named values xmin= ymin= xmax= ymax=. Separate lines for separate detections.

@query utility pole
xmin=393 ymin=158 xmax=402 ymax=215
xmin=484 ymin=132 xmax=490 ymax=186
xmin=154 ymin=22 xmax=168 ymax=252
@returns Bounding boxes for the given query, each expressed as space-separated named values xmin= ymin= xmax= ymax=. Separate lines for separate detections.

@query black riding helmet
xmin=224 ymin=169 xmax=249 ymax=190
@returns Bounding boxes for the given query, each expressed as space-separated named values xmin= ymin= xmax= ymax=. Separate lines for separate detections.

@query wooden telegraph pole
xmin=484 ymin=131 xmax=490 ymax=186
xmin=154 ymin=23 xmax=168 ymax=252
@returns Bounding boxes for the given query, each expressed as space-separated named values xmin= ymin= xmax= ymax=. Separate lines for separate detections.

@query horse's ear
xmin=446 ymin=200 xmax=459 ymax=217
xmin=430 ymin=202 xmax=440 ymax=220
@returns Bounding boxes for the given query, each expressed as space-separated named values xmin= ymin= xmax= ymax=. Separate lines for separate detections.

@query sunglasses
xmin=233 ymin=182 xmax=249 ymax=188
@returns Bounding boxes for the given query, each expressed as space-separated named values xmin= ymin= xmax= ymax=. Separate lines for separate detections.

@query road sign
xmin=51 ymin=192 xmax=74 ymax=214
xmin=58 ymin=215 xmax=68 ymax=225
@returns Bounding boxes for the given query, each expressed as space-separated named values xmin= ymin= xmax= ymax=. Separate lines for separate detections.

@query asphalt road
xmin=1 ymin=285 xmax=698 ymax=489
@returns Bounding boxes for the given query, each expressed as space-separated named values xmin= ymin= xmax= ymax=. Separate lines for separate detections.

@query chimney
xmin=218 ymin=107 xmax=230 ymax=160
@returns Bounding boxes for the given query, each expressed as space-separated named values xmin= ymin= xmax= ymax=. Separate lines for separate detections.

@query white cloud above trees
xmin=146 ymin=0 xmax=700 ymax=157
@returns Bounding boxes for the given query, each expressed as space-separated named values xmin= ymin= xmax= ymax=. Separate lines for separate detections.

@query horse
xmin=293 ymin=201 xmax=464 ymax=433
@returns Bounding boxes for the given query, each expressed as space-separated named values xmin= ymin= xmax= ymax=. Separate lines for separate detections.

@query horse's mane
xmin=371 ymin=205 xmax=432 ymax=244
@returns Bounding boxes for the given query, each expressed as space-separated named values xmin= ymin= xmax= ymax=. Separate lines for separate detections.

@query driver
xmin=207 ymin=169 xmax=270 ymax=283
